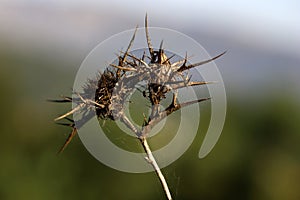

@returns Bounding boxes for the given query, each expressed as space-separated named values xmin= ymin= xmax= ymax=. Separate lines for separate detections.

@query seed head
xmin=51 ymin=15 xmax=225 ymax=153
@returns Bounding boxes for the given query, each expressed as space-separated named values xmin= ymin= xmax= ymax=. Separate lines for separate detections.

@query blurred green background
xmin=1 ymin=1 xmax=300 ymax=200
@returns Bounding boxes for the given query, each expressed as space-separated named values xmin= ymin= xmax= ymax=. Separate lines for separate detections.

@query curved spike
xmin=183 ymin=52 xmax=188 ymax=66
xmin=47 ymin=99 xmax=71 ymax=103
xmin=162 ymin=54 xmax=175 ymax=65
xmin=177 ymin=51 xmax=226 ymax=72
xmin=159 ymin=40 xmax=164 ymax=50
xmin=125 ymin=53 xmax=151 ymax=69
xmin=170 ymin=81 xmax=214 ymax=90
xmin=145 ymin=13 xmax=154 ymax=57
xmin=64 ymin=117 xmax=74 ymax=123
xmin=179 ymin=97 xmax=211 ymax=108
xmin=54 ymin=103 xmax=83 ymax=121
xmin=57 ymin=127 xmax=77 ymax=154
xmin=121 ymin=25 xmax=138 ymax=65
xmin=117 ymin=26 xmax=138 ymax=78
xmin=56 ymin=122 xmax=74 ymax=127
xmin=158 ymin=40 xmax=164 ymax=64
xmin=171 ymin=52 xmax=188 ymax=68
xmin=141 ymin=50 xmax=146 ymax=61
xmin=47 ymin=96 xmax=72 ymax=103
xmin=110 ymin=63 xmax=137 ymax=71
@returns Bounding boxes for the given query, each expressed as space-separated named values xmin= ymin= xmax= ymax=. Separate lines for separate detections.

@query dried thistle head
xmin=51 ymin=14 xmax=225 ymax=153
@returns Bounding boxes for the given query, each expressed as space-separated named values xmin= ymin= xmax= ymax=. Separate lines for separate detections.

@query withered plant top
xmin=51 ymin=14 xmax=225 ymax=154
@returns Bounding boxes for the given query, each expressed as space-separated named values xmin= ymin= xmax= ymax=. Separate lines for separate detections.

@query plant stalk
xmin=139 ymin=137 xmax=173 ymax=200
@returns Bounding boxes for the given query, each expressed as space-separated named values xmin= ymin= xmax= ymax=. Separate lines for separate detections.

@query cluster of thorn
xmin=51 ymin=15 xmax=225 ymax=153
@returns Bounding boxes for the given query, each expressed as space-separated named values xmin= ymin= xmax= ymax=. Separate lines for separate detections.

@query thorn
xmin=162 ymin=54 xmax=175 ymax=65
xmin=54 ymin=104 xmax=83 ymax=121
xmin=125 ymin=53 xmax=150 ymax=69
xmin=120 ymin=25 xmax=138 ymax=65
xmin=47 ymin=96 xmax=72 ymax=103
xmin=56 ymin=122 xmax=74 ymax=127
xmin=158 ymin=40 xmax=166 ymax=64
xmin=47 ymin=99 xmax=71 ymax=103
xmin=182 ymin=52 xmax=188 ymax=67
xmin=110 ymin=63 xmax=137 ymax=71
xmin=64 ymin=117 xmax=74 ymax=123
xmin=141 ymin=50 xmax=146 ymax=61
xmin=188 ymin=81 xmax=212 ymax=86
xmin=177 ymin=51 xmax=226 ymax=72
xmin=171 ymin=52 xmax=189 ymax=69
xmin=145 ymin=13 xmax=154 ymax=57
xmin=180 ymin=97 xmax=211 ymax=108
xmin=159 ymin=40 xmax=164 ymax=51
xmin=57 ymin=127 xmax=77 ymax=154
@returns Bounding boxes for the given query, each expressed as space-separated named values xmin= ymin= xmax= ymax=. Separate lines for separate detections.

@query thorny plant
xmin=50 ymin=15 xmax=225 ymax=200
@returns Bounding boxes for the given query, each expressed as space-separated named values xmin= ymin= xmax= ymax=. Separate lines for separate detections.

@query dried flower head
xmin=50 ymin=14 xmax=225 ymax=154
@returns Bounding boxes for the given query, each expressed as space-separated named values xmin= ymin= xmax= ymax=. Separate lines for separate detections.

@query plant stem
xmin=121 ymin=115 xmax=173 ymax=199
xmin=139 ymin=137 xmax=173 ymax=200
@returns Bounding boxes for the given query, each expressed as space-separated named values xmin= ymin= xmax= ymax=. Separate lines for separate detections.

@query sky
xmin=1 ymin=0 xmax=299 ymax=58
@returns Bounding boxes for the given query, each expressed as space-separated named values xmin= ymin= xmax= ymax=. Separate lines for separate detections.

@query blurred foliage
xmin=0 ymin=43 xmax=300 ymax=200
